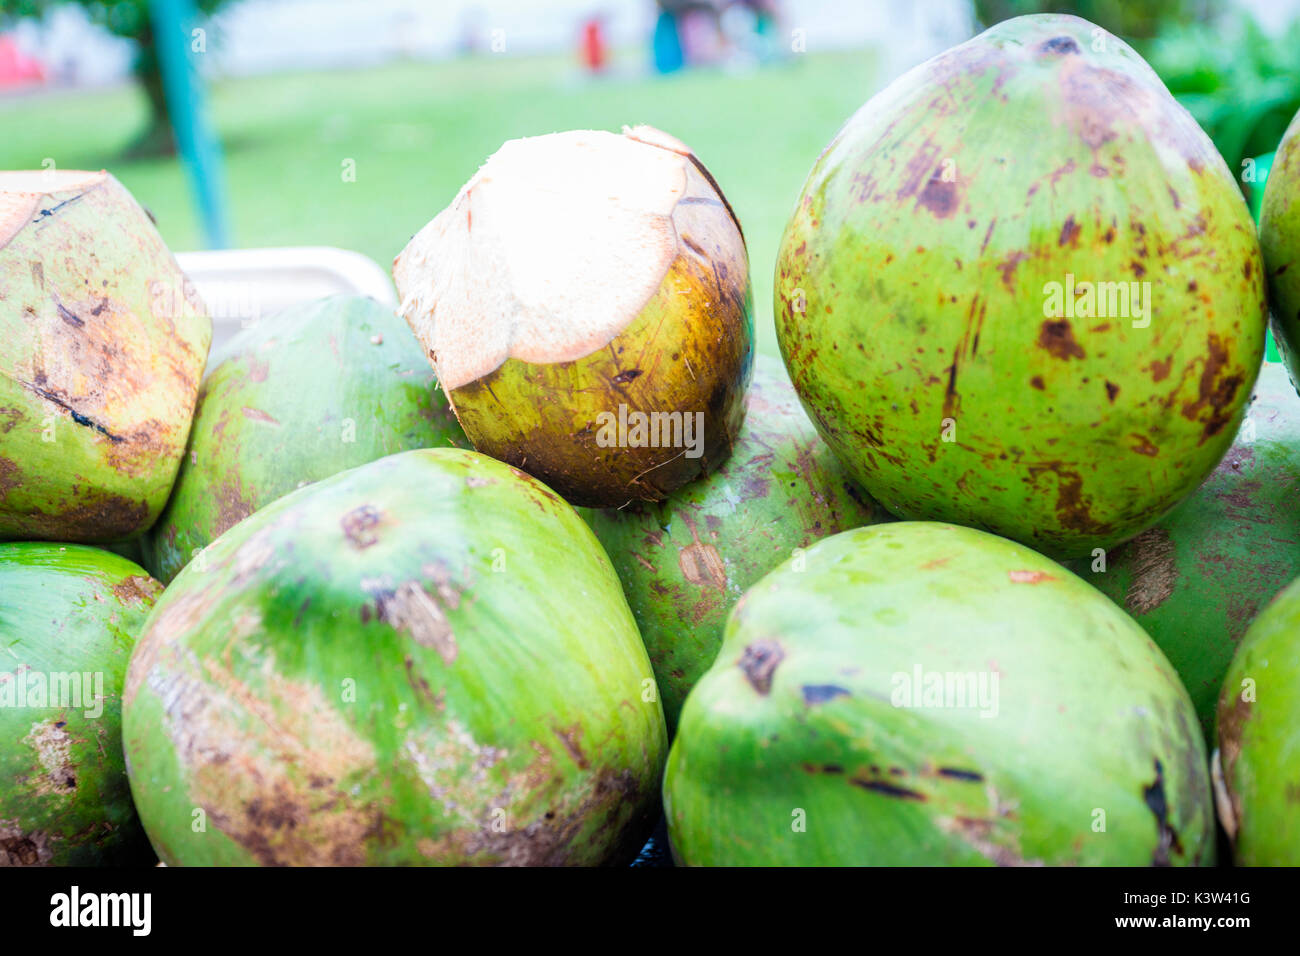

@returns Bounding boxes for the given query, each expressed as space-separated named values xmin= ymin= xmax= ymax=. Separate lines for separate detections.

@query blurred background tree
xmin=0 ymin=0 xmax=230 ymax=157
xmin=971 ymin=0 xmax=1214 ymax=38
xmin=1143 ymin=13 xmax=1300 ymax=178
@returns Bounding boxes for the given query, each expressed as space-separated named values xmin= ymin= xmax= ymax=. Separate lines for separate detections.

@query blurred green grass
xmin=0 ymin=49 xmax=884 ymax=357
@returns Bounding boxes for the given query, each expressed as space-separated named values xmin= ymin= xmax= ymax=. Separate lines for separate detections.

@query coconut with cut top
xmin=0 ymin=170 xmax=211 ymax=541
xmin=393 ymin=126 xmax=753 ymax=508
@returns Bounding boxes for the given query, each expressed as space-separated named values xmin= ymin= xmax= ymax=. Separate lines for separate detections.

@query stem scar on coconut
xmin=393 ymin=125 xmax=754 ymax=508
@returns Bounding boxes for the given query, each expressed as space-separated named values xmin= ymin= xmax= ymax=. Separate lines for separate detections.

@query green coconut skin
xmin=1216 ymin=575 xmax=1300 ymax=865
xmin=775 ymin=14 xmax=1266 ymax=559
xmin=581 ymin=354 xmax=887 ymax=734
xmin=1070 ymin=362 xmax=1300 ymax=742
xmin=123 ymin=448 xmax=666 ymax=866
xmin=0 ymin=542 xmax=160 ymax=866
xmin=664 ymin=522 xmax=1214 ymax=866
xmin=0 ymin=173 xmax=211 ymax=542
xmin=144 ymin=295 xmax=466 ymax=584
xmin=1262 ymin=109 xmax=1300 ymax=381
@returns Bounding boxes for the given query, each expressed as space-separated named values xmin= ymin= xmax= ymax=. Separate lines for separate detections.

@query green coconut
xmin=0 ymin=542 xmax=160 ymax=865
xmin=665 ymin=521 xmax=1214 ymax=866
xmin=1070 ymin=361 xmax=1300 ymax=742
xmin=775 ymin=14 xmax=1266 ymax=559
xmin=144 ymin=295 xmax=466 ymax=584
xmin=581 ymin=354 xmax=887 ymax=733
xmin=394 ymin=125 xmax=753 ymax=508
xmin=0 ymin=170 xmax=211 ymax=542
xmin=1214 ymin=574 xmax=1300 ymax=865
xmin=1262 ymin=108 xmax=1300 ymax=381
xmin=123 ymin=448 xmax=666 ymax=866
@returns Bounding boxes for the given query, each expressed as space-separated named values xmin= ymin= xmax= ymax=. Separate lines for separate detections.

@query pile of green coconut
xmin=4 ymin=14 xmax=1300 ymax=867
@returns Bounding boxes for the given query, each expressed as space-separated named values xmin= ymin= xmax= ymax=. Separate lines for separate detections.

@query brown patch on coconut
xmin=935 ymin=811 xmax=1042 ymax=867
xmin=1216 ymin=686 xmax=1251 ymax=833
xmin=738 ymin=640 xmax=784 ymax=695
xmin=0 ymin=819 xmax=54 ymax=866
xmin=553 ymin=723 xmax=590 ymax=769
xmin=405 ymin=722 xmax=649 ymax=865
xmin=377 ymin=581 xmax=458 ymax=665
xmin=126 ymin=526 xmax=281 ymax=706
xmin=339 ymin=504 xmax=383 ymax=549
xmin=678 ymin=531 xmax=726 ymax=592
xmin=111 ymin=574 xmax=161 ymax=608
xmin=1037 ymin=319 xmax=1086 ymax=360
xmin=152 ymin=655 xmax=380 ymax=867
xmin=1123 ymin=527 xmax=1177 ymax=615
xmin=23 ymin=719 xmax=78 ymax=796
xmin=0 ymin=456 xmax=19 ymax=496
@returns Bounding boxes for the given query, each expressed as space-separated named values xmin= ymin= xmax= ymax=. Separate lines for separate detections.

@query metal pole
xmin=150 ymin=0 xmax=230 ymax=249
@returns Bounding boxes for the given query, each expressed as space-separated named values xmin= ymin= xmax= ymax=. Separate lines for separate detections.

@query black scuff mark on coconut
xmin=851 ymin=777 xmax=926 ymax=800
xmin=1144 ymin=759 xmax=1184 ymax=866
xmin=55 ymin=302 xmax=84 ymax=329
xmin=611 ymin=368 xmax=643 ymax=386
xmin=340 ymin=504 xmax=383 ymax=549
xmin=803 ymin=763 xmax=845 ymax=774
xmin=33 ymin=193 xmax=86 ymax=224
xmin=680 ymin=235 xmax=708 ymax=258
xmin=684 ymin=152 xmax=745 ymax=243
xmin=377 ymin=581 xmax=458 ymax=665
xmin=937 ymin=767 xmax=984 ymax=782
xmin=1039 ymin=35 xmax=1080 ymax=56
xmin=943 ymin=358 xmax=961 ymax=420
xmin=20 ymin=381 xmax=124 ymax=443
xmin=738 ymin=640 xmax=783 ymax=695
xmin=801 ymin=684 xmax=850 ymax=705
xmin=1123 ymin=527 xmax=1177 ymax=615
